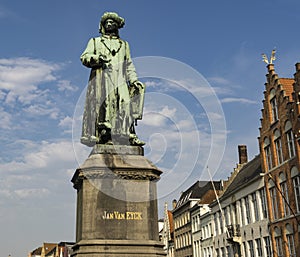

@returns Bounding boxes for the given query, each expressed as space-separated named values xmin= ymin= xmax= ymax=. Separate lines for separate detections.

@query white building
xmin=209 ymin=154 xmax=272 ymax=257
xmin=191 ymin=205 xmax=214 ymax=257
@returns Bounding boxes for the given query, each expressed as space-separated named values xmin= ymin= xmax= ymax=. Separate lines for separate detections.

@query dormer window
xmin=270 ymin=89 xmax=278 ymax=122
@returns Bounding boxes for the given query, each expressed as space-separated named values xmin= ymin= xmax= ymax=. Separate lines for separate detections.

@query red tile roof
xmin=279 ymin=78 xmax=294 ymax=99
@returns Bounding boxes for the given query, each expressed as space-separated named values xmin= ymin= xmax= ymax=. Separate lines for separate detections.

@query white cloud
xmin=221 ymin=97 xmax=257 ymax=104
xmin=24 ymin=104 xmax=60 ymax=119
xmin=208 ymin=76 xmax=231 ymax=85
xmin=143 ymin=79 xmax=184 ymax=92
xmin=0 ymin=57 xmax=60 ymax=105
xmin=59 ymin=116 xmax=73 ymax=128
xmin=142 ymin=105 xmax=177 ymax=127
xmin=14 ymin=188 xmax=50 ymax=199
xmin=0 ymin=107 xmax=12 ymax=129
xmin=0 ymin=140 xmax=76 ymax=173
xmin=57 ymin=80 xmax=78 ymax=92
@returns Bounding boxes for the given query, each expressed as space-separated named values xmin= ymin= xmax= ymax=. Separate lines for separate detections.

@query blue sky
xmin=1 ymin=0 xmax=300 ymax=256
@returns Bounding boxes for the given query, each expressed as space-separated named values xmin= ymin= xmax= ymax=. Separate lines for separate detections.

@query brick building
xmin=258 ymin=63 xmax=300 ymax=257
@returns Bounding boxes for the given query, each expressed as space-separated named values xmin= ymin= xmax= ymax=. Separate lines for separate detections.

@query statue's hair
xmin=99 ymin=12 xmax=125 ymax=34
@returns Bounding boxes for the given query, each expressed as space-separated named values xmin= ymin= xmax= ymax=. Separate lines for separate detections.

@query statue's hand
xmin=129 ymin=81 xmax=144 ymax=97
xmin=89 ymin=55 xmax=101 ymax=67
xmin=99 ymin=55 xmax=111 ymax=64
xmin=99 ymin=55 xmax=112 ymax=69
xmin=88 ymin=55 xmax=111 ymax=68
xmin=132 ymin=81 xmax=144 ymax=90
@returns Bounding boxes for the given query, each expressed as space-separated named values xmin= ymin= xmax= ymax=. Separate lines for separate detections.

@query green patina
xmin=80 ymin=12 xmax=145 ymax=147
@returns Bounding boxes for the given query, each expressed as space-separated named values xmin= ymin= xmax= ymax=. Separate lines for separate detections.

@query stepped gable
xmin=278 ymin=78 xmax=294 ymax=100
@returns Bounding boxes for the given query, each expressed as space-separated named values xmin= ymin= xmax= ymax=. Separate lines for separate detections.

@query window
xmin=214 ymin=213 xmax=219 ymax=235
xmin=275 ymin=236 xmax=283 ymax=257
xmin=243 ymin=242 xmax=248 ymax=257
xmin=259 ymin=188 xmax=268 ymax=218
xmin=286 ymin=224 xmax=296 ymax=257
xmin=231 ymin=203 xmax=237 ymax=224
xmin=240 ymin=199 xmax=245 ymax=226
xmin=226 ymin=246 xmax=232 ymax=257
xmin=269 ymin=185 xmax=279 ymax=220
xmin=264 ymin=137 xmax=273 ymax=170
xmin=274 ymin=130 xmax=283 ymax=165
xmin=263 ymin=236 xmax=272 ymax=257
xmin=280 ymin=180 xmax=290 ymax=217
xmin=221 ymin=247 xmax=225 ymax=257
xmin=252 ymin=192 xmax=259 ymax=221
xmin=219 ymin=212 xmax=223 ymax=233
xmin=274 ymin=227 xmax=283 ymax=257
xmin=248 ymin=240 xmax=254 ymax=257
xmin=287 ymin=234 xmax=296 ymax=257
xmin=224 ymin=207 xmax=230 ymax=226
xmin=285 ymin=121 xmax=295 ymax=158
xmin=291 ymin=167 xmax=300 ymax=213
xmin=255 ymin=238 xmax=263 ymax=257
xmin=270 ymin=89 xmax=278 ymax=122
xmin=293 ymin=176 xmax=300 ymax=213
xmin=245 ymin=196 xmax=251 ymax=224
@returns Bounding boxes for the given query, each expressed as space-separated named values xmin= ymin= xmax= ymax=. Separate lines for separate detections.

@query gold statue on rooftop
xmin=262 ymin=49 xmax=276 ymax=64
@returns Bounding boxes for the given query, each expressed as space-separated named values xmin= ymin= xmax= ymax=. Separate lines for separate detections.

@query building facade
xmin=162 ymin=202 xmax=175 ymax=257
xmin=191 ymin=205 xmax=213 ymax=257
xmin=28 ymin=242 xmax=74 ymax=257
xmin=210 ymin=154 xmax=272 ymax=257
xmin=172 ymin=181 xmax=222 ymax=257
xmin=259 ymin=63 xmax=300 ymax=257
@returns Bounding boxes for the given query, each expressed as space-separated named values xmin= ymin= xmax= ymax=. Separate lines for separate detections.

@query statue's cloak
xmin=80 ymin=35 xmax=141 ymax=141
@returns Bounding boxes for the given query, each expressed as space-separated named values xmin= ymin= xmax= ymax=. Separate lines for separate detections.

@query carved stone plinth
xmin=71 ymin=145 xmax=166 ymax=257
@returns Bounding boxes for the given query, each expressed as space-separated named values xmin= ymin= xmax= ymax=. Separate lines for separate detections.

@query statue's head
xmin=99 ymin=12 xmax=125 ymax=36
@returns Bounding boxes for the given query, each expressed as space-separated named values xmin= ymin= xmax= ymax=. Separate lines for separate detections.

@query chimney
xmin=172 ymin=199 xmax=177 ymax=210
xmin=238 ymin=145 xmax=248 ymax=164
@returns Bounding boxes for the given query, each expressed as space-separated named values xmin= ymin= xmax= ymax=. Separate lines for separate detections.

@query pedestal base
xmin=71 ymin=145 xmax=165 ymax=257
xmin=73 ymin=239 xmax=166 ymax=257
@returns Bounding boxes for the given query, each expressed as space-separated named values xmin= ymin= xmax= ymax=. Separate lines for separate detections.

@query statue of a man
xmin=80 ymin=12 xmax=145 ymax=146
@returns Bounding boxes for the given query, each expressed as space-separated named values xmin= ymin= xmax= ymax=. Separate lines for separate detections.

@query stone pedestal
xmin=71 ymin=145 xmax=166 ymax=257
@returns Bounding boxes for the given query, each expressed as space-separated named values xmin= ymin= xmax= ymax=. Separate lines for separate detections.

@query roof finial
xmin=262 ymin=48 xmax=276 ymax=64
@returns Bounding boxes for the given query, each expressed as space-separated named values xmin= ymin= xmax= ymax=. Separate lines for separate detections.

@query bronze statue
xmin=80 ymin=12 xmax=145 ymax=146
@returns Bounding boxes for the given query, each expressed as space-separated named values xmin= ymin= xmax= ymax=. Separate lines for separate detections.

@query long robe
xmin=80 ymin=35 xmax=139 ymax=144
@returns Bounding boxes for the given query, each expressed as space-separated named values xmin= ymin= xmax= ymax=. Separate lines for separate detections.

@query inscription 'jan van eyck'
xmin=102 ymin=211 xmax=143 ymax=220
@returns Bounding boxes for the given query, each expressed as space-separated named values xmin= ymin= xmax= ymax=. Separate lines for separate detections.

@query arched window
xmin=291 ymin=166 xmax=300 ymax=213
xmin=279 ymin=172 xmax=290 ymax=216
xmin=274 ymin=226 xmax=283 ymax=257
xmin=264 ymin=137 xmax=273 ymax=170
xmin=285 ymin=121 xmax=296 ymax=159
xmin=270 ymin=89 xmax=278 ymax=122
xmin=285 ymin=224 xmax=296 ymax=257
xmin=268 ymin=178 xmax=279 ymax=220
xmin=274 ymin=129 xmax=283 ymax=165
